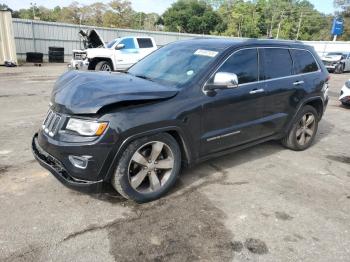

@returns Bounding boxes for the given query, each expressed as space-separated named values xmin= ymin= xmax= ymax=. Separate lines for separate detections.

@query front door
xmin=115 ymin=38 xmax=140 ymax=70
xmin=200 ymin=48 xmax=267 ymax=155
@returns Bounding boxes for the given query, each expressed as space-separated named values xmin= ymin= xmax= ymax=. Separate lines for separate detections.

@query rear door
xmin=200 ymin=48 xmax=267 ymax=155
xmin=290 ymin=48 xmax=322 ymax=98
xmin=136 ymin=38 xmax=156 ymax=60
xmin=258 ymin=47 xmax=300 ymax=137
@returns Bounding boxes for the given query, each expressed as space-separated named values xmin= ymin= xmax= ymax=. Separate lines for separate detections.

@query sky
xmin=2 ymin=0 xmax=337 ymax=15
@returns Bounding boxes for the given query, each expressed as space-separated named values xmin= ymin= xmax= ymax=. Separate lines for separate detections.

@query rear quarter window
xmin=137 ymin=38 xmax=154 ymax=48
xmin=259 ymin=48 xmax=293 ymax=80
xmin=290 ymin=49 xmax=319 ymax=74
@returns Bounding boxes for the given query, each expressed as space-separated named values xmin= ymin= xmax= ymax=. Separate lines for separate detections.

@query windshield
xmin=106 ymin=39 xmax=119 ymax=48
xmin=128 ymin=43 xmax=221 ymax=87
xmin=326 ymin=52 xmax=343 ymax=56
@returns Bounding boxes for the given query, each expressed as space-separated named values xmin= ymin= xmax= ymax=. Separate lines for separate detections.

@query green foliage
xmin=162 ymin=0 xmax=223 ymax=34
xmin=0 ymin=0 xmax=338 ymax=40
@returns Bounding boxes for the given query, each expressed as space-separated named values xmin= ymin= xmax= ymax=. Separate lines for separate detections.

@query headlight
xmin=66 ymin=118 xmax=108 ymax=136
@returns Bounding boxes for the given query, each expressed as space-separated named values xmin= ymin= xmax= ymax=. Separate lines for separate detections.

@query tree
xmin=103 ymin=0 xmax=135 ymax=28
xmin=162 ymin=0 xmax=223 ymax=34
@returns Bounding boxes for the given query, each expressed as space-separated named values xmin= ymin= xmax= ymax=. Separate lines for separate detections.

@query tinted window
xmin=119 ymin=38 xmax=135 ymax=49
xmin=137 ymin=38 xmax=153 ymax=48
xmin=216 ymin=49 xmax=258 ymax=84
xmin=260 ymin=48 xmax=293 ymax=80
xmin=291 ymin=49 xmax=319 ymax=74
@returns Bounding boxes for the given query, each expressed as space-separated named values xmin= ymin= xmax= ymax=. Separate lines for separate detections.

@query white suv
xmin=70 ymin=30 xmax=157 ymax=71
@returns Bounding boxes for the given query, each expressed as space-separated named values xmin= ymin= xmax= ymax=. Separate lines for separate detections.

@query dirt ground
xmin=0 ymin=64 xmax=349 ymax=262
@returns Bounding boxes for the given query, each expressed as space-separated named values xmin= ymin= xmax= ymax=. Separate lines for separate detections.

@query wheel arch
xmin=284 ymin=96 xmax=324 ymax=136
xmin=104 ymin=126 xmax=192 ymax=182
xmin=304 ymin=98 xmax=324 ymax=120
xmin=88 ymin=57 xmax=114 ymax=71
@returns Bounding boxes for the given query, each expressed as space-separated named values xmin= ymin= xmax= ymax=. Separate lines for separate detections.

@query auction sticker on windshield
xmin=194 ymin=49 xmax=218 ymax=58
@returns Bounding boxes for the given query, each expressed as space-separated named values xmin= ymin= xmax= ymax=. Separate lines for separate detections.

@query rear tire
xmin=281 ymin=105 xmax=319 ymax=151
xmin=95 ymin=61 xmax=112 ymax=71
xmin=112 ymin=133 xmax=181 ymax=203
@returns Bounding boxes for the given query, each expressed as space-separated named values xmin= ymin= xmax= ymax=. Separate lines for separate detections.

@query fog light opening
xmin=68 ymin=155 xmax=91 ymax=169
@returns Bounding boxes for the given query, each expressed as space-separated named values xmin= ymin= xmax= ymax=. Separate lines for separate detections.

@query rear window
xmin=137 ymin=38 xmax=154 ymax=48
xmin=259 ymin=48 xmax=293 ymax=80
xmin=290 ymin=49 xmax=319 ymax=74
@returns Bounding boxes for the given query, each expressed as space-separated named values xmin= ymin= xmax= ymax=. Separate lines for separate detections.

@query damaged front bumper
xmin=32 ymin=133 xmax=104 ymax=193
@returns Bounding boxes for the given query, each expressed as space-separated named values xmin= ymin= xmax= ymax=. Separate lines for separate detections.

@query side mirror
xmin=204 ymin=72 xmax=239 ymax=91
xmin=115 ymin=43 xmax=125 ymax=50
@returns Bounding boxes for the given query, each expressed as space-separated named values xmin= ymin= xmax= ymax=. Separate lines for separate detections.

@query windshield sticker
xmin=194 ymin=49 xmax=218 ymax=58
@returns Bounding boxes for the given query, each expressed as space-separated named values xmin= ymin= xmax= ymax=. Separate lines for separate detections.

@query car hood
xmin=51 ymin=70 xmax=179 ymax=114
xmin=322 ymin=55 xmax=342 ymax=62
xmin=79 ymin=29 xmax=106 ymax=49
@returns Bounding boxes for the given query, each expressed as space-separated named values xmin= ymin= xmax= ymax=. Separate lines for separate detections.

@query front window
xmin=119 ymin=38 xmax=136 ymax=49
xmin=128 ymin=44 xmax=221 ymax=87
xmin=106 ymin=39 xmax=119 ymax=48
xmin=214 ymin=48 xmax=258 ymax=84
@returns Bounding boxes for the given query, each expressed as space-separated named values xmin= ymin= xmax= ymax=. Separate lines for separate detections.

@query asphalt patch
xmin=275 ymin=211 xmax=293 ymax=221
xmin=327 ymin=155 xmax=350 ymax=164
xmin=108 ymin=191 xmax=234 ymax=261
xmin=231 ymin=241 xmax=244 ymax=252
xmin=244 ymin=238 xmax=269 ymax=254
xmin=0 ymin=165 xmax=11 ymax=175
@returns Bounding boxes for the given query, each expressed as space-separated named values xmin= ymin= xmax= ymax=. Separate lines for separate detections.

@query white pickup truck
xmin=70 ymin=29 xmax=157 ymax=71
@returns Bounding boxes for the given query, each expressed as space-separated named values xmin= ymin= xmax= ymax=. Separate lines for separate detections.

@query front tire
xmin=95 ymin=61 xmax=112 ymax=71
xmin=281 ymin=105 xmax=319 ymax=151
xmin=112 ymin=133 xmax=181 ymax=202
xmin=335 ymin=63 xmax=344 ymax=74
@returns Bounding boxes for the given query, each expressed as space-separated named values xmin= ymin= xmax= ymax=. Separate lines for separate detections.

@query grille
xmin=323 ymin=61 xmax=333 ymax=66
xmin=42 ymin=110 xmax=62 ymax=137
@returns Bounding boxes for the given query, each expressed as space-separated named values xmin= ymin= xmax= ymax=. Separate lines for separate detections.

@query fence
xmin=12 ymin=18 xmax=350 ymax=62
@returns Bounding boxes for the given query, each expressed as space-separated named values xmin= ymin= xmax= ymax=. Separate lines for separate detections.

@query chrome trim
xmin=42 ymin=110 xmax=62 ymax=137
xmin=202 ymin=46 xmax=321 ymax=94
xmin=293 ymin=80 xmax=305 ymax=86
xmin=249 ymin=88 xmax=265 ymax=94
xmin=68 ymin=155 xmax=90 ymax=169
xmin=207 ymin=130 xmax=241 ymax=142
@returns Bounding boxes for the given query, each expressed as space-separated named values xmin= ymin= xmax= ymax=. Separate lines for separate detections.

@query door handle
xmin=293 ymin=80 xmax=304 ymax=86
xmin=249 ymin=88 xmax=265 ymax=95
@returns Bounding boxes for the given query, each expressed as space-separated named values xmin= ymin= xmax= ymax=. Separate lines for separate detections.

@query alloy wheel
xmin=296 ymin=113 xmax=316 ymax=146
xmin=101 ymin=63 xmax=111 ymax=71
xmin=128 ymin=141 xmax=175 ymax=193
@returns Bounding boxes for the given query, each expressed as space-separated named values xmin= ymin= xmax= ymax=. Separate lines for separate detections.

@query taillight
xmin=326 ymin=75 xmax=331 ymax=82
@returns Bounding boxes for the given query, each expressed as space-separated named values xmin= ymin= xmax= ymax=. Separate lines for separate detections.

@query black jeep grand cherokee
xmin=32 ymin=39 xmax=329 ymax=202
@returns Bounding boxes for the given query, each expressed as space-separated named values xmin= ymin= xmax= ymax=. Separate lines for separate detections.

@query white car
xmin=321 ymin=52 xmax=350 ymax=74
xmin=70 ymin=29 xmax=157 ymax=71
xmin=340 ymin=80 xmax=350 ymax=106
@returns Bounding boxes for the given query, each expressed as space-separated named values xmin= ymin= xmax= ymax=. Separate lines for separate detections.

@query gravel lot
xmin=0 ymin=64 xmax=349 ymax=262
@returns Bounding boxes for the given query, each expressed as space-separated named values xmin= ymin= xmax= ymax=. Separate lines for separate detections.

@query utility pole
xmin=296 ymin=12 xmax=303 ymax=40
xmin=276 ymin=10 xmax=285 ymax=39
xmin=30 ymin=2 xmax=36 ymax=19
